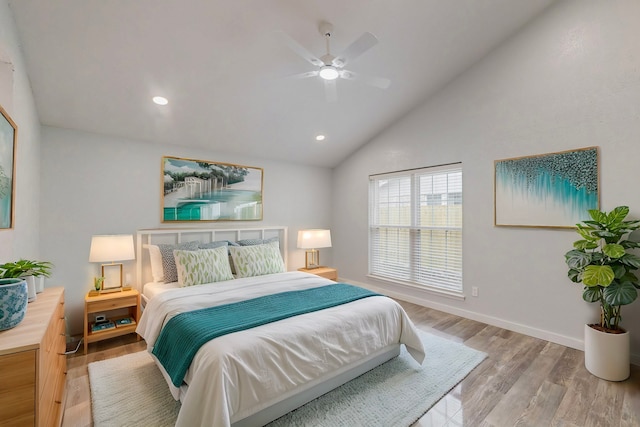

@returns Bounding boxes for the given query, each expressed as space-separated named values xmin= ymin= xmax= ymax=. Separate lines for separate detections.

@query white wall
xmin=0 ymin=0 xmax=41 ymax=260
xmin=333 ymin=0 xmax=640 ymax=363
xmin=40 ymin=126 xmax=333 ymax=335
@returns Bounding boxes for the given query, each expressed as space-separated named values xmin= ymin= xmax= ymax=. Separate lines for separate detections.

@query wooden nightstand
xmin=298 ymin=267 xmax=338 ymax=281
xmin=84 ymin=289 xmax=140 ymax=354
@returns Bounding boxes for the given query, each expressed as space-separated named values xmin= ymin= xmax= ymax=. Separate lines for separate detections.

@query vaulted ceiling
xmin=9 ymin=0 xmax=555 ymax=168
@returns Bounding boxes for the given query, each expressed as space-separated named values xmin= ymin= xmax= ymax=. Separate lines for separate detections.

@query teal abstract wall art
xmin=494 ymin=147 xmax=599 ymax=228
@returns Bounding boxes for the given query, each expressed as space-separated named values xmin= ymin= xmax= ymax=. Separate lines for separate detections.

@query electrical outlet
xmin=472 ymin=287 xmax=479 ymax=297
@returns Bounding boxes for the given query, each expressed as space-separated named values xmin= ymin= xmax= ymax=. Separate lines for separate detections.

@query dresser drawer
xmin=0 ymin=350 xmax=36 ymax=426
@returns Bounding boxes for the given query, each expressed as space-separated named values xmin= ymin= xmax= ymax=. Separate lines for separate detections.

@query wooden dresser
xmin=0 ymin=287 xmax=66 ymax=427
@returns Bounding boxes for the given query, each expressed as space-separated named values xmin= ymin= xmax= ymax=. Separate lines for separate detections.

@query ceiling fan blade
xmin=324 ymin=79 xmax=338 ymax=103
xmin=340 ymin=70 xmax=390 ymax=89
xmin=332 ymin=32 xmax=378 ymax=67
xmin=276 ymin=31 xmax=324 ymax=67
xmin=287 ymin=70 xmax=319 ymax=79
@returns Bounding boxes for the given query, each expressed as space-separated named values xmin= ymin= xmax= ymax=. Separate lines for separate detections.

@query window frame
xmin=368 ymin=163 xmax=463 ymax=298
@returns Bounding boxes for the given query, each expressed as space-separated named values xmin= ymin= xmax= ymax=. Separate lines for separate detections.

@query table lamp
xmin=297 ymin=229 xmax=332 ymax=269
xmin=89 ymin=234 xmax=135 ymax=292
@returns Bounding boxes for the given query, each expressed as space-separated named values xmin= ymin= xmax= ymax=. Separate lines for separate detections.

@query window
xmin=369 ymin=164 xmax=462 ymax=293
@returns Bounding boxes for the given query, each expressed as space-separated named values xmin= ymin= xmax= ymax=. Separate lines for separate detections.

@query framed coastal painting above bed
xmin=0 ymin=104 xmax=17 ymax=230
xmin=494 ymin=146 xmax=599 ymax=229
xmin=162 ymin=156 xmax=263 ymax=222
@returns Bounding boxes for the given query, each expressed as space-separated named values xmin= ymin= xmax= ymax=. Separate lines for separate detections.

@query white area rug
xmin=89 ymin=350 xmax=181 ymax=427
xmin=89 ymin=331 xmax=486 ymax=427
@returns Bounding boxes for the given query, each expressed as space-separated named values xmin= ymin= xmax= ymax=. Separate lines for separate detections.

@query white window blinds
xmin=369 ymin=164 xmax=463 ymax=293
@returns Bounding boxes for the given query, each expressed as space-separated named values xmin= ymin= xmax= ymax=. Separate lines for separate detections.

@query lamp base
xmin=101 ymin=262 xmax=124 ymax=292
xmin=99 ymin=287 xmax=123 ymax=294
xmin=305 ymin=249 xmax=321 ymax=269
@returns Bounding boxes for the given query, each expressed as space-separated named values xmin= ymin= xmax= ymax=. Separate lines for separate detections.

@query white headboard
xmin=135 ymin=226 xmax=288 ymax=290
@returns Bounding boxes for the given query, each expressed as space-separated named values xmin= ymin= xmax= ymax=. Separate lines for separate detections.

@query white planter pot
xmin=584 ymin=324 xmax=630 ymax=381
xmin=24 ymin=275 xmax=37 ymax=302
xmin=36 ymin=276 xmax=45 ymax=293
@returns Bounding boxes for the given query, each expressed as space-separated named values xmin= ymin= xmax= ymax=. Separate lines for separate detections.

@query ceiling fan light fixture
xmin=152 ymin=96 xmax=168 ymax=105
xmin=319 ymin=65 xmax=339 ymax=80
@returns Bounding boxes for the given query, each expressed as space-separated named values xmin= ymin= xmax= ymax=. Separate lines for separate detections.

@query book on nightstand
xmin=115 ymin=317 xmax=136 ymax=327
xmin=91 ymin=321 xmax=115 ymax=333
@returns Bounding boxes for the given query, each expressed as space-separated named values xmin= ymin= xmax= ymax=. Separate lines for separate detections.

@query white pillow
xmin=146 ymin=244 xmax=164 ymax=282
xmin=228 ymin=241 xmax=285 ymax=278
xmin=173 ymin=246 xmax=234 ymax=287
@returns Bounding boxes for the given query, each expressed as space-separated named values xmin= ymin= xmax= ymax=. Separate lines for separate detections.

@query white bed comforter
xmin=136 ymin=271 xmax=425 ymax=427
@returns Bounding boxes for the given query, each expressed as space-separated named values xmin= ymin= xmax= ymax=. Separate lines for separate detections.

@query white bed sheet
xmin=142 ymin=281 xmax=181 ymax=301
xmin=136 ymin=271 xmax=425 ymax=427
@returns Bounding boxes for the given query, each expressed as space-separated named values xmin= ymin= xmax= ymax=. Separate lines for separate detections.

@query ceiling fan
xmin=278 ymin=22 xmax=390 ymax=102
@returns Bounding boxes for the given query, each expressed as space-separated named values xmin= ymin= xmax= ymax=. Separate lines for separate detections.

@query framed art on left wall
xmin=0 ymin=104 xmax=16 ymax=230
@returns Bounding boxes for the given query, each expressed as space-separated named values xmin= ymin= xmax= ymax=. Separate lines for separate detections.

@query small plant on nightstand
xmin=94 ymin=277 xmax=104 ymax=291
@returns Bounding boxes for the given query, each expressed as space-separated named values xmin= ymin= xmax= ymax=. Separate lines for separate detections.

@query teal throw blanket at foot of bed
xmin=152 ymin=283 xmax=381 ymax=387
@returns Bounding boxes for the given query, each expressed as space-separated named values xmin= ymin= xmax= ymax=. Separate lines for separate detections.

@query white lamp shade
xmin=89 ymin=234 xmax=135 ymax=263
xmin=297 ymin=229 xmax=332 ymax=249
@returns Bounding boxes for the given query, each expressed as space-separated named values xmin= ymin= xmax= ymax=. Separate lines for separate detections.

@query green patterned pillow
xmin=173 ymin=246 xmax=233 ymax=287
xmin=229 ymin=241 xmax=285 ymax=278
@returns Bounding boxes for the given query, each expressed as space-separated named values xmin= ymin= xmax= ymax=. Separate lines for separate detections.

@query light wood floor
xmin=62 ymin=300 xmax=640 ymax=427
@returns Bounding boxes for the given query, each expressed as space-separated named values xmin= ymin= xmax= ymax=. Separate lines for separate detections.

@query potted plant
xmin=0 ymin=259 xmax=53 ymax=279
xmin=565 ymin=206 xmax=640 ymax=381
xmin=94 ymin=276 xmax=104 ymax=291
xmin=0 ymin=277 xmax=28 ymax=331
xmin=0 ymin=260 xmax=53 ymax=302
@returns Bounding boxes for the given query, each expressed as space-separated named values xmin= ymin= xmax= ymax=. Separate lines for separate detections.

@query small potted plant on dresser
xmin=0 ymin=259 xmax=53 ymax=302
xmin=565 ymin=206 xmax=640 ymax=381
xmin=0 ymin=260 xmax=52 ymax=330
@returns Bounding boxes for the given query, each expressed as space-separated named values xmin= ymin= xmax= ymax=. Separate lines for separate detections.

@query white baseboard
xmin=343 ymin=277 xmax=640 ymax=367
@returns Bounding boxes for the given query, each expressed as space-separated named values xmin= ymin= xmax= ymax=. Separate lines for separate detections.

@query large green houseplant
xmin=565 ymin=206 xmax=640 ymax=381
xmin=565 ymin=206 xmax=640 ymax=331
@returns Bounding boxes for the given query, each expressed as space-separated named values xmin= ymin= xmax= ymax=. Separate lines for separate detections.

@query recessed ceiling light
xmin=152 ymin=96 xmax=168 ymax=105
xmin=315 ymin=135 xmax=326 ymax=141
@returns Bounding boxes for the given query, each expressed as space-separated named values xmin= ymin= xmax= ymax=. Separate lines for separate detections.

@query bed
xmin=134 ymin=227 xmax=425 ymax=427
